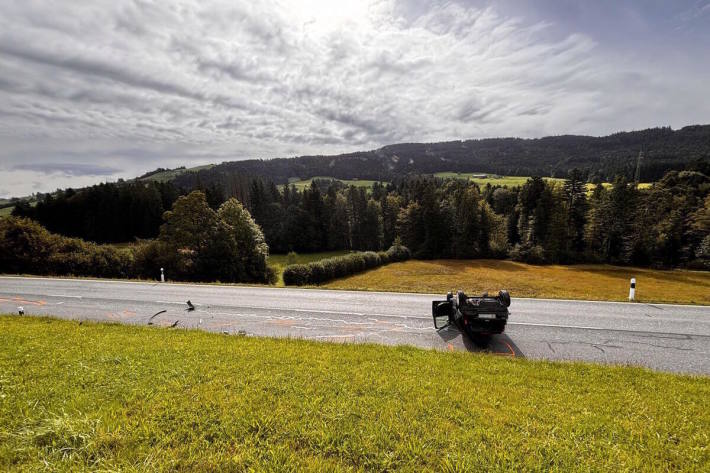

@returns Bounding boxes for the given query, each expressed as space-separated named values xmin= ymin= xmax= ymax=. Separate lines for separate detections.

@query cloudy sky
xmin=1 ymin=0 xmax=709 ymax=198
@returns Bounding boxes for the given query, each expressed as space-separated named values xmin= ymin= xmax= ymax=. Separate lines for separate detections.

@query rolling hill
xmin=171 ymin=125 xmax=710 ymax=189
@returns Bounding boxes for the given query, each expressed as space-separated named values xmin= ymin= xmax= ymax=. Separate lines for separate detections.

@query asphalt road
xmin=1 ymin=276 xmax=709 ymax=374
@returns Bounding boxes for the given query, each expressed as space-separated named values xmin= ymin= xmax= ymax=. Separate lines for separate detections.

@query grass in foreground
xmin=325 ymin=259 xmax=710 ymax=305
xmin=1 ymin=317 xmax=708 ymax=471
xmin=269 ymin=250 xmax=351 ymax=285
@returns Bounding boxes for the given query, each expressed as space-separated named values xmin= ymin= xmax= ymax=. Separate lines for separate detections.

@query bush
xmin=510 ymin=243 xmax=547 ymax=264
xmin=0 ymin=217 xmax=133 ymax=278
xmin=385 ymin=244 xmax=411 ymax=262
xmin=282 ymin=264 xmax=312 ymax=286
xmin=283 ymin=245 xmax=411 ymax=286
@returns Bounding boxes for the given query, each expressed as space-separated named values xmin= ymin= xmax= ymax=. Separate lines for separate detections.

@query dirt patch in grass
xmin=324 ymin=259 xmax=710 ymax=305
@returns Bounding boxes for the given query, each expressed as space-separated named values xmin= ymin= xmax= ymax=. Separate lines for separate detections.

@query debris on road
xmin=186 ymin=300 xmax=195 ymax=311
xmin=17 ymin=306 xmax=24 ymax=315
xmin=147 ymin=309 xmax=167 ymax=325
xmin=170 ymin=320 xmax=179 ymax=328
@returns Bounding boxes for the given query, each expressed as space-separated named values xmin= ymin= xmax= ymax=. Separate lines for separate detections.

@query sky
xmin=0 ymin=0 xmax=709 ymax=198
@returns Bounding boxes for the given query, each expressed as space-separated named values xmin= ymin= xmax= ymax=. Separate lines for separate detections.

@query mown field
xmin=0 ymin=206 xmax=13 ymax=218
xmin=433 ymin=172 xmax=653 ymax=190
xmin=286 ymin=173 xmax=654 ymax=191
xmin=269 ymin=251 xmax=351 ymax=285
xmin=139 ymin=164 xmax=215 ymax=183
xmin=1 ymin=316 xmax=708 ymax=471
xmin=325 ymin=259 xmax=710 ymax=305
xmin=286 ymin=176 xmax=380 ymax=190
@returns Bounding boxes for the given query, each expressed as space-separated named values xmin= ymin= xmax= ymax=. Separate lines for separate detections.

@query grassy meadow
xmin=138 ymin=164 xmax=215 ymax=183
xmin=0 ymin=206 xmax=13 ymax=218
xmin=325 ymin=259 xmax=710 ymax=305
xmin=433 ymin=172 xmax=653 ymax=190
xmin=286 ymin=176 xmax=381 ymax=190
xmin=1 ymin=316 xmax=708 ymax=471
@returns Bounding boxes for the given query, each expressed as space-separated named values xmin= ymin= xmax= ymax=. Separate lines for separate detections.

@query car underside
xmin=432 ymin=290 xmax=510 ymax=336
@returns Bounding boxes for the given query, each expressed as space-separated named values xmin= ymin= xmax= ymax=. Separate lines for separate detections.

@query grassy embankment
xmin=1 ymin=316 xmax=707 ymax=471
xmin=325 ymin=259 xmax=710 ymax=305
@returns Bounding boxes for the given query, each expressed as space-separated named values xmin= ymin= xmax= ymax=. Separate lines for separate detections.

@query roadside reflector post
xmin=629 ymin=278 xmax=636 ymax=301
xmin=160 ymin=267 xmax=165 ymax=283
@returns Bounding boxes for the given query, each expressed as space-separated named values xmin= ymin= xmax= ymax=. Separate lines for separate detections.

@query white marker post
xmin=629 ymin=278 xmax=636 ymax=301
xmin=160 ymin=267 xmax=165 ymax=283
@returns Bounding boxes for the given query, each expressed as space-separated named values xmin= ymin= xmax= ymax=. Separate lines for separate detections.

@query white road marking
xmin=48 ymin=294 xmax=82 ymax=299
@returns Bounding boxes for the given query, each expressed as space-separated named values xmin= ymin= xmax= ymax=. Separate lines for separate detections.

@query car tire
xmin=498 ymin=290 xmax=511 ymax=307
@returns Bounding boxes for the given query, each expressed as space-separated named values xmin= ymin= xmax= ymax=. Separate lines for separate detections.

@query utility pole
xmin=634 ymin=149 xmax=644 ymax=187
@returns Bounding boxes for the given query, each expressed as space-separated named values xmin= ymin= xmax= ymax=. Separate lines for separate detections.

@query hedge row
xmin=282 ymin=245 xmax=411 ymax=286
xmin=0 ymin=217 xmax=134 ymax=278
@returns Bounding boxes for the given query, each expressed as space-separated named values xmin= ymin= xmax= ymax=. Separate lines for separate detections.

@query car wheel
xmin=498 ymin=290 xmax=511 ymax=307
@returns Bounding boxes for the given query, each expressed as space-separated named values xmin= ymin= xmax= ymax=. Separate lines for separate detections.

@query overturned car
xmin=432 ymin=290 xmax=511 ymax=336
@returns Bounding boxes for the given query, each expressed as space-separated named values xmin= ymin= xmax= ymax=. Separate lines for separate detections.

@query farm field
xmin=325 ymin=259 xmax=710 ymax=305
xmin=1 ymin=316 xmax=707 ymax=471
xmin=269 ymin=251 xmax=351 ymax=285
xmin=433 ymin=172 xmax=653 ymax=190
xmin=0 ymin=206 xmax=13 ymax=218
xmin=286 ymin=176 xmax=381 ymax=190
xmin=139 ymin=164 xmax=215 ymax=183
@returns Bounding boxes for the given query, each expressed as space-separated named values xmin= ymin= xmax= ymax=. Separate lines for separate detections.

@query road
xmin=1 ymin=276 xmax=708 ymax=374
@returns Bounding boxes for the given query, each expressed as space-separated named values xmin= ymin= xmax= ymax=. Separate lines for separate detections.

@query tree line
xmin=171 ymin=125 xmax=710 ymax=186
xmin=13 ymin=169 xmax=710 ymax=269
xmin=3 ymin=192 xmax=273 ymax=283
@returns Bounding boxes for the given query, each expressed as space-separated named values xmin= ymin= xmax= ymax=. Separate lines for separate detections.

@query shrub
xmin=510 ymin=243 xmax=547 ymax=264
xmin=282 ymin=264 xmax=312 ymax=286
xmin=0 ymin=217 xmax=133 ymax=278
xmin=286 ymin=251 xmax=298 ymax=266
xmin=283 ymin=245 xmax=411 ymax=286
xmin=385 ymin=244 xmax=411 ymax=262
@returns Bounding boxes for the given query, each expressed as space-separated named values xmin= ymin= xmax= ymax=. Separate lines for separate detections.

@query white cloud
xmin=0 ymin=0 xmax=708 ymax=197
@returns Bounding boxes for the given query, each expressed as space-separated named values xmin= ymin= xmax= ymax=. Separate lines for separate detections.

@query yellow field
xmin=324 ymin=259 xmax=710 ymax=305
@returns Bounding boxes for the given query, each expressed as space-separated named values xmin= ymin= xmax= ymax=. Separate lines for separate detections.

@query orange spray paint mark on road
xmin=503 ymin=341 xmax=516 ymax=357
xmin=0 ymin=297 xmax=46 ymax=306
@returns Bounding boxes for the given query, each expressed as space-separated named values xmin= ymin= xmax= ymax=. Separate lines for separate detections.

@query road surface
xmin=1 ymin=276 xmax=708 ymax=374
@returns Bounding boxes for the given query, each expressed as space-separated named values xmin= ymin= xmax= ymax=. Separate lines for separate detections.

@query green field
xmin=325 ymin=259 xmax=710 ymax=305
xmin=269 ymin=251 xmax=351 ymax=285
xmin=433 ymin=172 xmax=653 ymax=190
xmin=433 ymin=172 xmax=550 ymax=187
xmin=1 ymin=316 xmax=707 ymax=471
xmin=139 ymin=164 xmax=215 ymax=183
xmin=0 ymin=206 xmax=13 ymax=218
xmin=286 ymin=176 xmax=381 ymax=190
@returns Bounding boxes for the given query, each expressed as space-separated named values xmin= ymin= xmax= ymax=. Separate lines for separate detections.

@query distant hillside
xmin=173 ymin=125 xmax=710 ymax=188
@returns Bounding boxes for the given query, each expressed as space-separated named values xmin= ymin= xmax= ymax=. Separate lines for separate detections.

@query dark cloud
xmin=0 ymin=0 xmax=708 ymax=198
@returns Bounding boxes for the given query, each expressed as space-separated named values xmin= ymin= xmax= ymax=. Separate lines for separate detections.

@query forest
xmin=13 ymin=168 xmax=710 ymax=270
xmin=168 ymin=125 xmax=710 ymax=188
